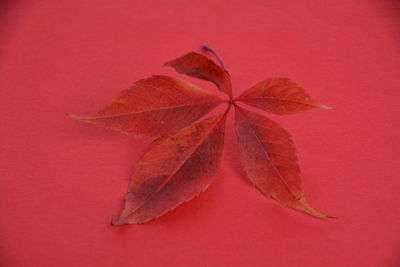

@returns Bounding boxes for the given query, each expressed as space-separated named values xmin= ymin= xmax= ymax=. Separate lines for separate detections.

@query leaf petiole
xmin=202 ymin=43 xmax=228 ymax=71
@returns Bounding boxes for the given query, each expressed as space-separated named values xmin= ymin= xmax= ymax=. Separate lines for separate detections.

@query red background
xmin=1 ymin=1 xmax=400 ymax=266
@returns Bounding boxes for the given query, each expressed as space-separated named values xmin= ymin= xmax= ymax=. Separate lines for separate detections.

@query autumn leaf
xmin=112 ymin=114 xmax=227 ymax=225
xmin=165 ymin=51 xmax=232 ymax=98
xmin=67 ymin=75 xmax=222 ymax=137
xmin=69 ymin=44 xmax=333 ymax=225
xmin=236 ymin=77 xmax=331 ymax=115
xmin=234 ymin=105 xmax=332 ymax=218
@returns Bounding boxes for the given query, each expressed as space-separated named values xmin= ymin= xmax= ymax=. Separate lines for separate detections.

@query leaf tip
xmin=318 ymin=213 xmax=336 ymax=220
xmin=319 ymin=104 xmax=333 ymax=110
xmin=326 ymin=214 xmax=337 ymax=219
xmin=296 ymin=197 xmax=335 ymax=219
xmin=110 ymin=213 xmax=125 ymax=227
xmin=66 ymin=113 xmax=80 ymax=119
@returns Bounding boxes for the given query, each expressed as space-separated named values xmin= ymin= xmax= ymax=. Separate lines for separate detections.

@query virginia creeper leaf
xmin=112 ymin=113 xmax=227 ymax=225
xmin=234 ymin=105 xmax=332 ymax=218
xmin=69 ymin=46 xmax=333 ymax=223
xmin=236 ymin=77 xmax=331 ymax=115
xmin=67 ymin=75 xmax=222 ymax=137
xmin=165 ymin=52 xmax=232 ymax=98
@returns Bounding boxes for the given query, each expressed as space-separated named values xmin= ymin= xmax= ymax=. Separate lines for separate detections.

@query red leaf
xmin=67 ymin=75 xmax=222 ymax=137
xmin=234 ymin=105 xmax=332 ymax=218
xmin=112 ymin=113 xmax=227 ymax=225
xmin=165 ymin=52 xmax=232 ymax=98
xmin=69 ymin=47 xmax=332 ymax=223
xmin=236 ymin=77 xmax=331 ymax=115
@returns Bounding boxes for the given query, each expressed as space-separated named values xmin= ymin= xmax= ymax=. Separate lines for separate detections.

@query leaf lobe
xmin=112 ymin=113 xmax=227 ymax=225
xmin=234 ymin=105 xmax=332 ymax=218
xmin=68 ymin=75 xmax=222 ymax=137
xmin=236 ymin=77 xmax=331 ymax=115
xmin=165 ymin=52 xmax=232 ymax=98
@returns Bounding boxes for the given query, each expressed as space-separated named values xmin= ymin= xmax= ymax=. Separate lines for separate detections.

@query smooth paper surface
xmin=1 ymin=1 xmax=399 ymax=266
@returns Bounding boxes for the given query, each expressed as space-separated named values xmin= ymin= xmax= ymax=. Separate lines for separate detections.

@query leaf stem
xmin=222 ymin=99 xmax=235 ymax=116
xmin=202 ymin=43 xmax=228 ymax=71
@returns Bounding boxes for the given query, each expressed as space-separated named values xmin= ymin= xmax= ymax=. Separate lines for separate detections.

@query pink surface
xmin=1 ymin=1 xmax=400 ymax=266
